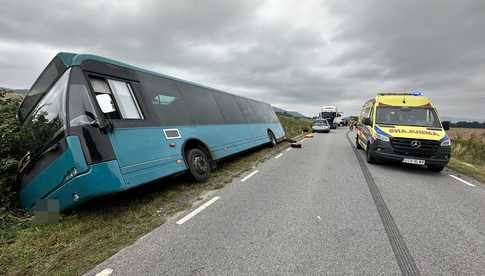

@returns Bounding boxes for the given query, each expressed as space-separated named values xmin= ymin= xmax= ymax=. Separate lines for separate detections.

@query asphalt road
xmin=88 ymin=129 xmax=485 ymax=276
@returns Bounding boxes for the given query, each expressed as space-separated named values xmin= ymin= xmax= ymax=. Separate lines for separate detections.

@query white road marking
xmin=241 ymin=170 xmax=259 ymax=182
xmin=176 ymin=196 xmax=220 ymax=225
xmin=285 ymin=148 xmax=292 ymax=152
xmin=317 ymin=216 xmax=321 ymax=220
xmin=96 ymin=268 xmax=113 ymax=276
xmin=449 ymin=175 xmax=476 ymax=187
xmin=275 ymin=153 xmax=283 ymax=159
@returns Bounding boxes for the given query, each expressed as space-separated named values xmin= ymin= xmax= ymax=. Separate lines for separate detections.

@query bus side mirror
xmin=442 ymin=121 xmax=450 ymax=131
xmin=96 ymin=94 xmax=116 ymax=114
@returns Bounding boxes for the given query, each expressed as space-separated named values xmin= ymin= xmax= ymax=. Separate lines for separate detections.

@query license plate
xmin=402 ymin=158 xmax=425 ymax=165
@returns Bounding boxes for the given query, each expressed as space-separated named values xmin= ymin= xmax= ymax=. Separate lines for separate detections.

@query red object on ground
xmin=290 ymin=143 xmax=302 ymax=148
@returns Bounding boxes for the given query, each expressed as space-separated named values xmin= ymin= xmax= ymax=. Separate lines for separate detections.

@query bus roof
xmin=54 ymin=52 xmax=269 ymax=105
xmin=375 ymin=92 xmax=433 ymax=107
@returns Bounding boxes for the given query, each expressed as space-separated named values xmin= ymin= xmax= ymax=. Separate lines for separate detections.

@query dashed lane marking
xmin=241 ymin=170 xmax=259 ymax=182
xmin=176 ymin=196 xmax=221 ymax=225
xmin=449 ymin=175 xmax=476 ymax=187
xmin=96 ymin=268 xmax=113 ymax=276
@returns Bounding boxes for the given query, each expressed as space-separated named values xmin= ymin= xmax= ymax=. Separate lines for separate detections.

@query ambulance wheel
xmin=355 ymin=135 xmax=362 ymax=150
xmin=366 ymin=144 xmax=376 ymax=164
xmin=428 ymin=165 xmax=445 ymax=172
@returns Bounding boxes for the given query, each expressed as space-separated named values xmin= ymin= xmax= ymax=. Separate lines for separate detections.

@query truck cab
xmin=320 ymin=106 xmax=339 ymax=129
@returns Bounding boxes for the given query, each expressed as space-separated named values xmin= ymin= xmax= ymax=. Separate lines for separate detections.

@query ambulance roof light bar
xmin=378 ymin=91 xmax=424 ymax=96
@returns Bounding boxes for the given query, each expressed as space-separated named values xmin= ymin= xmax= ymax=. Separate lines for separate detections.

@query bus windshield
xmin=18 ymin=57 xmax=66 ymax=122
xmin=376 ymin=106 xmax=441 ymax=127
xmin=23 ymin=69 xmax=70 ymax=155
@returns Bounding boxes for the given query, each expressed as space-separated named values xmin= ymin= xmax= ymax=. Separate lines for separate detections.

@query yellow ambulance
xmin=355 ymin=92 xmax=451 ymax=172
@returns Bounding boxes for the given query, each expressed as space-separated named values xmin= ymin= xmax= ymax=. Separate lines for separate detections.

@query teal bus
xmin=17 ymin=52 xmax=285 ymax=211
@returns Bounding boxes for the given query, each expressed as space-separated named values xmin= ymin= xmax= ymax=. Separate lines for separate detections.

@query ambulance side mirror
xmin=442 ymin=121 xmax=450 ymax=131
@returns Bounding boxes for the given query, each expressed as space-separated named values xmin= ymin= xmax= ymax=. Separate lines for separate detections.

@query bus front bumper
xmin=21 ymin=160 xmax=125 ymax=212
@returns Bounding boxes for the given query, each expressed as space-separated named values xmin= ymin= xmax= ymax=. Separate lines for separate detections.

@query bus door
xmin=89 ymin=76 xmax=180 ymax=189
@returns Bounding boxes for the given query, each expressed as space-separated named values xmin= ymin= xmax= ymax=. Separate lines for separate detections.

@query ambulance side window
xmin=359 ymin=106 xmax=367 ymax=123
xmin=368 ymin=104 xmax=374 ymax=125
xmin=361 ymin=104 xmax=369 ymax=121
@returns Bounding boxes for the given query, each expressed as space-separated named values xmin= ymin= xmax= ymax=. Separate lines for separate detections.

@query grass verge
xmin=447 ymin=128 xmax=485 ymax=184
xmin=1 ymin=114 xmax=309 ymax=275
xmin=448 ymin=159 xmax=485 ymax=183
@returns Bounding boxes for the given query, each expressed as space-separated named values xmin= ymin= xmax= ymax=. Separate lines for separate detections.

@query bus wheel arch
xmin=267 ymin=129 xmax=277 ymax=147
xmin=182 ymin=139 xmax=214 ymax=182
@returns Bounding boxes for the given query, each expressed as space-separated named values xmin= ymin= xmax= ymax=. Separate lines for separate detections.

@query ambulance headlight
xmin=376 ymin=133 xmax=390 ymax=142
xmin=440 ymin=137 xmax=451 ymax=147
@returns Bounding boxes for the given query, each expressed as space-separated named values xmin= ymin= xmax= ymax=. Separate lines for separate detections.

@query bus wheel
xmin=186 ymin=148 xmax=211 ymax=182
xmin=268 ymin=131 xmax=277 ymax=148
xmin=355 ymin=135 xmax=362 ymax=150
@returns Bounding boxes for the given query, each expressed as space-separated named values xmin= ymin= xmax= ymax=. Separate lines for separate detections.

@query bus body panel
xmin=40 ymin=160 xmax=125 ymax=211
xmin=108 ymin=126 xmax=186 ymax=189
xmin=19 ymin=136 xmax=90 ymax=209
xmin=108 ymin=122 xmax=284 ymax=191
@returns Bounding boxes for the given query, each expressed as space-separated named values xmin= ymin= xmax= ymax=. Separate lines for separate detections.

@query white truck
xmin=319 ymin=106 xmax=339 ymax=129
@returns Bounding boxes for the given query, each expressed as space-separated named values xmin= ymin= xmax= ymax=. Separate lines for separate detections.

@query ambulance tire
xmin=366 ymin=143 xmax=376 ymax=164
xmin=428 ymin=165 xmax=445 ymax=172
xmin=355 ymin=135 xmax=362 ymax=150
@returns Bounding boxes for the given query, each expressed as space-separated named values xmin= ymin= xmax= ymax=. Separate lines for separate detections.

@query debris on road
xmin=290 ymin=143 xmax=302 ymax=148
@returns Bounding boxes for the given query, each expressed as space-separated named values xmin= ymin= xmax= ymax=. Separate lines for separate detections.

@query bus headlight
xmin=441 ymin=137 xmax=451 ymax=147
xmin=64 ymin=167 xmax=78 ymax=183
xmin=376 ymin=133 xmax=390 ymax=142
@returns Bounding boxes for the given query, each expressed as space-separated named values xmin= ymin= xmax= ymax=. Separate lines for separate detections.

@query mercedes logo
xmin=410 ymin=140 xmax=421 ymax=148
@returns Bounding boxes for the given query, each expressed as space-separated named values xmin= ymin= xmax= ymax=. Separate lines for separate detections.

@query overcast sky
xmin=1 ymin=0 xmax=484 ymax=120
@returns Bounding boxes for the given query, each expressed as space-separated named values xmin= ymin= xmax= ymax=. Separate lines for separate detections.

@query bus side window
xmin=89 ymin=77 xmax=144 ymax=120
xmin=177 ymin=83 xmax=224 ymax=125
xmin=211 ymin=91 xmax=246 ymax=124
xmin=107 ymin=79 xmax=143 ymax=120
xmin=90 ymin=77 xmax=121 ymax=120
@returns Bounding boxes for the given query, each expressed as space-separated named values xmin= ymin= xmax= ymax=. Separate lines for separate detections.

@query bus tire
xmin=355 ymin=135 xmax=362 ymax=150
xmin=268 ymin=131 xmax=277 ymax=148
xmin=186 ymin=148 xmax=211 ymax=182
xmin=428 ymin=165 xmax=445 ymax=172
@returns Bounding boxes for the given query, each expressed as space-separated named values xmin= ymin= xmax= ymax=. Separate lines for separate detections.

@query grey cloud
xmin=0 ymin=0 xmax=484 ymax=119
